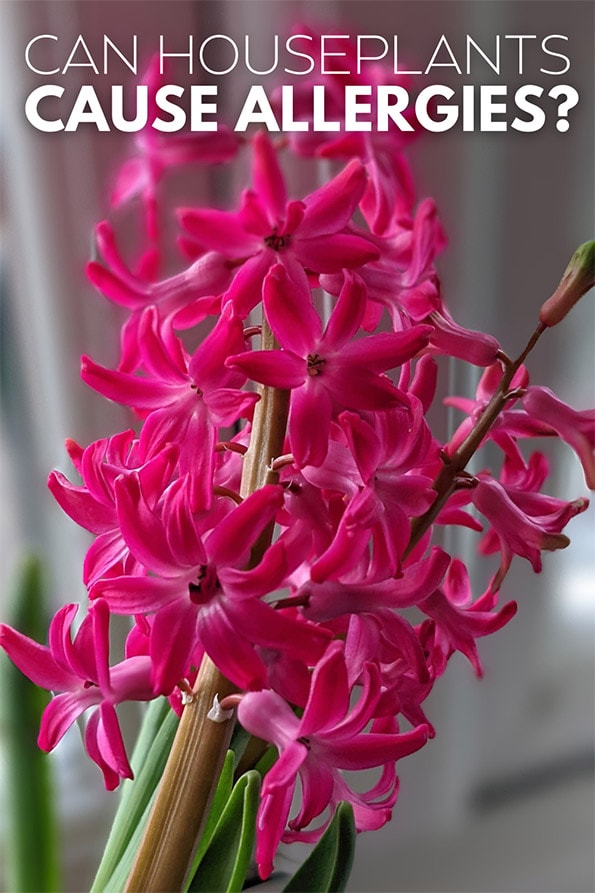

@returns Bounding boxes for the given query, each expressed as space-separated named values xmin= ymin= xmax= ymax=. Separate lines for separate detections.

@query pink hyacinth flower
xmin=93 ymin=479 xmax=329 ymax=692
xmin=87 ymin=221 xmax=230 ymax=372
xmin=81 ymin=302 xmax=257 ymax=510
xmin=238 ymin=640 xmax=429 ymax=880
xmin=229 ymin=264 xmax=432 ymax=467
xmin=472 ymin=477 xmax=587 ymax=593
xmin=111 ymin=55 xmax=239 ymax=239
xmin=309 ymin=407 xmax=435 ymax=580
xmin=179 ymin=131 xmax=378 ymax=317
xmin=0 ymin=599 xmax=155 ymax=789
xmin=48 ymin=430 xmax=177 ymax=585
xmin=522 ymin=386 xmax=595 ymax=489
xmin=419 ymin=558 xmax=517 ymax=677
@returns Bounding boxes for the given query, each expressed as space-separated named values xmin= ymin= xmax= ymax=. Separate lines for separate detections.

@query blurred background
xmin=1 ymin=1 xmax=593 ymax=891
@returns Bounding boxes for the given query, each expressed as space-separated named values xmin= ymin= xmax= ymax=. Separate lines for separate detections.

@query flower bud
xmin=539 ymin=241 xmax=595 ymax=326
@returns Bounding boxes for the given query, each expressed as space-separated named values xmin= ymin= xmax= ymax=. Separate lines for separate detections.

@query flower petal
xmin=92 ymin=574 xmax=183 ymax=614
xmin=299 ymin=232 xmax=380 ymax=276
xmin=252 ymin=131 xmax=287 ymax=222
xmin=339 ymin=326 xmax=433 ymax=372
xmin=81 ymin=356 xmax=180 ymax=411
xmin=206 ymin=485 xmax=284 ymax=567
xmin=322 ymin=272 xmax=366 ymax=350
xmin=263 ymin=263 xmax=321 ymax=354
xmin=239 ymin=689 xmax=300 ymax=748
xmin=301 ymin=159 xmax=367 ymax=237
xmin=289 ymin=382 xmax=332 ymax=468
xmin=178 ymin=208 xmax=258 ymax=256
xmin=48 ymin=471 xmax=115 ymax=535
xmin=150 ymin=599 xmax=198 ymax=693
xmin=227 ymin=349 xmax=305 ymax=389
xmin=0 ymin=622 xmax=77 ymax=692
xmin=115 ymin=473 xmax=183 ymax=574
xmin=299 ymin=641 xmax=349 ymax=736
xmin=327 ymin=723 xmax=429 ymax=770
xmin=39 ymin=690 xmax=98 ymax=752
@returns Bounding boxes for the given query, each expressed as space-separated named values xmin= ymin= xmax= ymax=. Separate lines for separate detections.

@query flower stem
xmin=124 ymin=318 xmax=289 ymax=893
xmin=405 ymin=322 xmax=546 ymax=558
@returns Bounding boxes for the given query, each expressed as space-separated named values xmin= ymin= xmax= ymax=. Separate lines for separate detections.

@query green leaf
xmin=282 ymin=802 xmax=356 ymax=893
xmin=90 ymin=698 xmax=179 ymax=892
xmin=185 ymin=749 xmax=235 ymax=886
xmin=97 ymin=795 xmax=156 ymax=893
xmin=187 ymin=769 xmax=261 ymax=893
xmin=0 ymin=557 xmax=60 ymax=892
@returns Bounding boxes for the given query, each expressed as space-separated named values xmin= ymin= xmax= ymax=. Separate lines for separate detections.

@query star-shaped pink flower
xmin=228 ymin=264 xmax=432 ymax=467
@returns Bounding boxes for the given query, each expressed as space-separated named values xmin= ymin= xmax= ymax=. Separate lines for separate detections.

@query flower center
xmin=264 ymin=229 xmax=290 ymax=252
xmin=307 ymin=353 xmax=326 ymax=376
xmin=190 ymin=384 xmax=204 ymax=396
xmin=188 ymin=565 xmax=221 ymax=605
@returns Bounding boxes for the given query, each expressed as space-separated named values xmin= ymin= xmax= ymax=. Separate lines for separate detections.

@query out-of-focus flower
xmin=522 ymin=386 xmax=595 ymax=489
xmin=179 ymin=132 xmax=378 ymax=317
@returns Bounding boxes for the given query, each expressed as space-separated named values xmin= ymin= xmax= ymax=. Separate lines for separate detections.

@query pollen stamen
xmin=307 ymin=353 xmax=326 ymax=376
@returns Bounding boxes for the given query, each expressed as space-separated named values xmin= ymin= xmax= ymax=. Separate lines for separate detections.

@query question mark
xmin=549 ymin=85 xmax=579 ymax=132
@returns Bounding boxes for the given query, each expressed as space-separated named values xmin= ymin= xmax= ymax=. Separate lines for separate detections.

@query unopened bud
xmin=539 ymin=241 xmax=595 ymax=327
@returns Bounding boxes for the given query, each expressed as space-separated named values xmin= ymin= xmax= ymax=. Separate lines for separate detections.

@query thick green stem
xmin=405 ymin=322 xmax=546 ymax=558
xmin=124 ymin=319 xmax=289 ymax=892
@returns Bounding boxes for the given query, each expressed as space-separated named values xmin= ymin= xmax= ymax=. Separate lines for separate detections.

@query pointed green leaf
xmin=97 ymin=795 xmax=156 ymax=893
xmin=184 ymin=748 xmax=235 ymax=888
xmin=0 ymin=557 xmax=60 ymax=893
xmin=282 ymin=802 xmax=356 ymax=893
xmin=188 ymin=770 xmax=261 ymax=893
xmin=90 ymin=698 xmax=179 ymax=892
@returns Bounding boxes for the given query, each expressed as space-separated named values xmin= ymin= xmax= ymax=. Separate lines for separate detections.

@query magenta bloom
xmin=87 ymin=221 xmax=230 ymax=372
xmin=522 ymin=386 xmax=595 ymax=489
xmin=472 ymin=476 xmax=587 ymax=592
xmin=238 ymin=641 xmax=429 ymax=879
xmin=111 ymin=54 xmax=239 ymax=239
xmin=310 ymin=408 xmax=435 ymax=580
xmin=229 ymin=264 xmax=432 ymax=467
xmin=179 ymin=131 xmax=378 ymax=317
xmin=48 ymin=430 xmax=177 ymax=585
xmin=419 ymin=558 xmax=517 ymax=677
xmin=93 ymin=479 xmax=328 ymax=693
xmin=81 ymin=302 xmax=257 ymax=510
xmin=0 ymin=599 xmax=155 ymax=789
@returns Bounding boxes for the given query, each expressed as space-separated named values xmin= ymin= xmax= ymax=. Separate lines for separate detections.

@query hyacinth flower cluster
xmin=2 ymin=40 xmax=594 ymax=892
